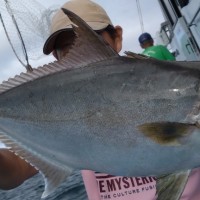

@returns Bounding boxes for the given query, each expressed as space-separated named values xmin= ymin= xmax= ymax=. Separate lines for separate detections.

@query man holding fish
xmin=0 ymin=0 xmax=200 ymax=199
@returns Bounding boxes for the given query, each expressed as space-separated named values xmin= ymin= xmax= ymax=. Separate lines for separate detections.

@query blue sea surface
xmin=0 ymin=171 xmax=87 ymax=200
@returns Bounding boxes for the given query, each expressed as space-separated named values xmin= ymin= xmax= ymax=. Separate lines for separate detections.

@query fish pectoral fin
xmin=138 ymin=122 xmax=195 ymax=146
xmin=0 ymin=132 xmax=72 ymax=199
xmin=156 ymin=170 xmax=191 ymax=200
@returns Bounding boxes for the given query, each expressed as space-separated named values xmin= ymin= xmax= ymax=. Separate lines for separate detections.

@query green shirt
xmin=142 ymin=45 xmax=175 ymax=61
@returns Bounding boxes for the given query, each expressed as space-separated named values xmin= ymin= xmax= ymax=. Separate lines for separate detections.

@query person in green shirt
xmin=138 ymin=32 xmax=175 ymax=61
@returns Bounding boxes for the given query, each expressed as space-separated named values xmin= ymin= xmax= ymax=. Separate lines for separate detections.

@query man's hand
xmin=0 ymin=149 xmax=38 ymax=190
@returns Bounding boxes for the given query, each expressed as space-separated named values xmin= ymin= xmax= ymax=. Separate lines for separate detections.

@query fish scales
xmin=0 ymin=57 xmax=200 ymax=174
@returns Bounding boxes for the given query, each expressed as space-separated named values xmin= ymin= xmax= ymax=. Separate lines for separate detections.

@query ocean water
xmin=0 ymin=171 xmax=87 ymax=200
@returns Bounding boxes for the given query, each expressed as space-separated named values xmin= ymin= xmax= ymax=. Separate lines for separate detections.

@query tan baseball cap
xmin=43 ymin=0 xmax=113 ymax=55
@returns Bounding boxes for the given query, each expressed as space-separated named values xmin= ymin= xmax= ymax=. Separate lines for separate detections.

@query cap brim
xmin=43 ymin=28 xmax=71 ymax=55
xmin=43 ymin=22 xmax=110 ymax=55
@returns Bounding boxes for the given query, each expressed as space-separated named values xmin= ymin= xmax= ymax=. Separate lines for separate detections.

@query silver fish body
xmin=0 ymin=8 xmax=200 ymax=200
xmin=0 ymin=57 xmax=200 ymax=176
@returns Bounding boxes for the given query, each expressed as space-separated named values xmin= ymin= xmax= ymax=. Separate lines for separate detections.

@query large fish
xmin=0 ymin=8 xmax=200 ymax=200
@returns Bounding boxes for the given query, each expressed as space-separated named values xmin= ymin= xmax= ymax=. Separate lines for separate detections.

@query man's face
xmin=140 ymin=39 xmax=154 ymax=49
xmin=53 ymin=26 xmax=122 ymax=60
xmin=54 ymin=31 xmax=76 ymax=60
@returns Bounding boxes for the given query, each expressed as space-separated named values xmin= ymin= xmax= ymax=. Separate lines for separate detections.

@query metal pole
xmin=136 ymin=0 xmax=145 ymax=33
xmin=4 ymin=0 xmax=33 ymax=72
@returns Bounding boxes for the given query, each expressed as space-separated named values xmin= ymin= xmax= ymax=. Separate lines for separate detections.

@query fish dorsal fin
xmin=0 ymin=132 xmax=72 ymax=198
xmin=124 ymin=51 xmax=150 ymax=59
xmin=0 ymin=8 xmax=118 ymax=95
xmin=138 ymin=122 xmax=196 ymax=146
xmin=156 ymin=170 xmax=191 ymax=200
xmin=62 ymin=8 xmax=118 ymax=59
